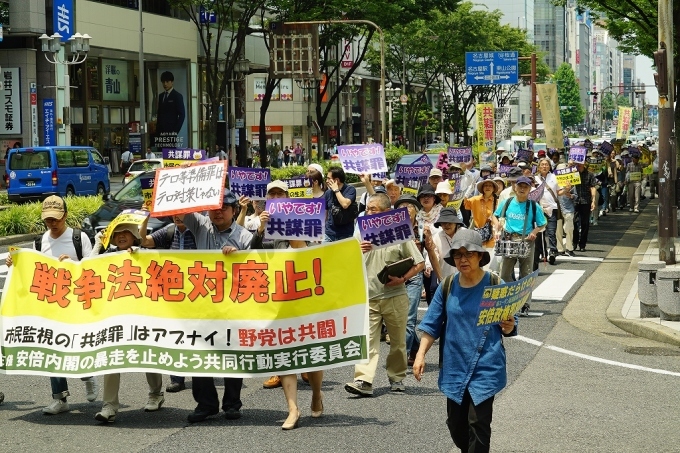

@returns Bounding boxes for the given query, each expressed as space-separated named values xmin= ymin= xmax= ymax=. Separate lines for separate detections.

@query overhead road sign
xmin=465 ymin=51 xmax=519 ymax=86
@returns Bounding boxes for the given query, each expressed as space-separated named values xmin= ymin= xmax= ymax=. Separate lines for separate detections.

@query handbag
xmin=331 ymin=201 xmax=359 ymax=226
xmin=377 ymin=257 xmax=414 ymax=284
xmin=472 ymin=220 xmax=493 ymax=243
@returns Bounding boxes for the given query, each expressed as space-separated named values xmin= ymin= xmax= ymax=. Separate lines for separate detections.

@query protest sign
xmin=357 ymin=207 xmax=414 ymax=249
xmin=643 ymin=165 xmax=653 ymax=175
xmin=265 ymin=198 xmax=325 ymax=242
xmin=0 ymin=240 xmax=369 ymax=377
xmin=162 ymin=148 xmax=207 ymax=167
xmin=498 ymin=164 xmax=514 ymax=177
xmin=479 ymin=150 xmax=496 ymax=168
xmin=447 ymin=146 xmax=472 ymax=163
xmin=528 ymin=181 xmax=545 ymax=202
xmin=394 ymin=163 xmax=430 ymax=187
xmin=336 ymin=143 xmax=388 ymax=174
xmin=600 ymin=141 xmax=613 ymax=155
xmin=477 ymin=270 xmax=538 ymax=326
xmin=151 ymin=161 xmax=227 ymax=217
xmin=101 ymin=209 xmax=150 ymax=249
xmin=448 ymin=173 xmax=462 ymax=193
xmin=554 ymin=166 xmax=581 ymax=187
xmin=411 ymin=154 xmax=432 ymax=166
xmin=229 ymin=167 xmax=271 ymax=200
xmin=586 ymin=157 xmax=605 ymax=176
xmin=283 ymin=177 xmax=312 ymax=198
xmin=402 ymin=187 xmax=418 ymax=196
xmin=139 ymin=174 xmax=156 ymax=209
xmin=568 ymin=146 xmax=587 ymax=164
xmin=516 ymin=149 xmax=533 ymax=162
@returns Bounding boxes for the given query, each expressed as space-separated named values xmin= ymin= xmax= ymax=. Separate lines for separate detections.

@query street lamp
xmin=341 ymin=76 xmax=361 ymax=144
xmin=296 ymin=78 xmax=322 ymax=163
xmin=38 ymin=32 xmax=92 ymax=146
xmin=379 ymin=83 xmax=400 ymax=145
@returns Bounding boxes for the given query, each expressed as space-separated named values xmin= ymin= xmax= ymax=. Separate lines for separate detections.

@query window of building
xmin=86 ymin=0 xmax=189 ymax=20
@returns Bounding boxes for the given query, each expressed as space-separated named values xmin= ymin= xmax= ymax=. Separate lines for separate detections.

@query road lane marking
xmin=555 ymin=255 xmax=604 ymax=262
xmin=532 ymin=270 xmax=585 ymax=301
xmin=513 ymin=335 xmax=680 ymax=377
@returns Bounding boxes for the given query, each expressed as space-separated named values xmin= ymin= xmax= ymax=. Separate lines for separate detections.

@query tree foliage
xmin=553 ymin=63 xmax=585 ymax=127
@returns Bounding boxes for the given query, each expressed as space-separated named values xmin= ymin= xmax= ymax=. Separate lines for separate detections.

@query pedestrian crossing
xmin=532 ymin=269 xmax=585 ymax=301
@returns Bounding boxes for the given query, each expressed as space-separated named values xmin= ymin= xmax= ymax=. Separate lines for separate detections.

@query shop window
xmin=87 ymin=0 xmax=189 ymax=19
xmin=89 ymin=106 xmax=99 ymax=124
xmin=110 ymin=107 xmax=124 ymax=124
xmin=72 ymin=107 xmax=84 ymax=124
xmin=87 ymin=60 xmax=100 ymax=101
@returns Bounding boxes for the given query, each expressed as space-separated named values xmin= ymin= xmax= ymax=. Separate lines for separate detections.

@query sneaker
xmin=592 ymin=221 xmax=598 ymax=226
xmin=390 ymin=380 xmax=405 ymax=392
xmin=520 ymin=303 xmax=530 ymax=317
xmin=548 ymin=253 xmax=556 ymax=265
xmin=166 ymin=381 xmax=186 ymax=393
xmin=43 ymin=399 xmax=70 ymax=415
xmin=263 ymin=375 xmax=282 ymax=389
xmin=84 ymin=377 xmax=99 ymax=402
xmin=634 ymin=209 xmax=640 ymax=213
xmin=385 ymin=334 xmax=391 ymax=345
xmin=567 ymin=250 xmax=576 ymax=257
xmin=344 ymin=380 xmax=373 ymax=397
xmin=629 ymin=208 xmax=633 ymax=212
xmin=144 ymin=394 xmax=165 ymax=412
xmin=94 ymin=405 xmax=117 ymax=423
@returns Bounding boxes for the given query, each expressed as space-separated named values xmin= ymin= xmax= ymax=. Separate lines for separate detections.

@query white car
xmin=123 ymin=158 xmax=164 ymax=185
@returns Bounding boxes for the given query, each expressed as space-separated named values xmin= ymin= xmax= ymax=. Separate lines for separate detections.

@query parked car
xmin=425 ymin=142 xmax=447 ymax=152
xmin=123 ymin=158 xmax=164 ymax=185
xmin=5 ymin=146 xmax=110 ymax=203
xmin=81 ymin=170 xmax=171 ymax=243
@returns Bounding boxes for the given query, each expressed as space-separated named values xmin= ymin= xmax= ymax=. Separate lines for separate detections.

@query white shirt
xmin=122 ymin=150 xmax=133 ymax=163
xmin=145 ymin=152 xmax=155 ymax=159
xmin=426 ymin=229 xmax=459 ymax=280
xmin=37 ymin=227 xmax=93 ymax=261
xmin=535 ymin=173 xmax=559 ymax=215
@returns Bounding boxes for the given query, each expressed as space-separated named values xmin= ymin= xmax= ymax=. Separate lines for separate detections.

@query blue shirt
xmin=494 ymin=198 xmax=547 ymax=235
xmin=418 ymin=273 xmax=517 ymax=405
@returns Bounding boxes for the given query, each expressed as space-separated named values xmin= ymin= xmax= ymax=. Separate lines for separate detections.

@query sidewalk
xmin=608 ymin=200 xmax=680 ymax=346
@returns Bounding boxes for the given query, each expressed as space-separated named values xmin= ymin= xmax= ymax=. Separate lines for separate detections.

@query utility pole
xmin=138 ymin=0 xmax=146 ymax=152
xmin=656 ymin=0 xmax=676 ymax=263
xmin=519 ymin=53 xmax=537 ymax=139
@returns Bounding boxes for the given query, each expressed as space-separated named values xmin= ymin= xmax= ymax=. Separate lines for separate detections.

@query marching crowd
xmin=0 ymin=141 xmax=654 ymax=451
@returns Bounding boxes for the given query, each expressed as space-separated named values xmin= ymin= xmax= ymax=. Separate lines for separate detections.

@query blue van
xmin=6 ymin=146 xmax=110 ymax=202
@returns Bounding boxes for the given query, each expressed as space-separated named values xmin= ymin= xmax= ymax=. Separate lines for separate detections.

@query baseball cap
xmin=267 ymin=180 xmax=289 ymax=193
xmin=516 ymin=176 xmax=534 ymax=186
xmin=435 ymin=181 xmax=453 ymax=195
xmin=41 ymin=195 xmax=67 ymax=220
xmin=429 ymin=168 xmax=443 ymax=178
xmin=537 ymin=149 xmax=547 ymax=156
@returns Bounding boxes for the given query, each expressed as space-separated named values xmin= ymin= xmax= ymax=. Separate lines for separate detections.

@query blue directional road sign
xmin=199 ymin=6 xmax=217 ymax=24
xmin=465 ymin=51 xmax=519 ymax=86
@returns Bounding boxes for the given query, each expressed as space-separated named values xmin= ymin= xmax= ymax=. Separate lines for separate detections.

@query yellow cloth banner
xmin=616 ymin=107 xmax=633 ymax=140
xmin=536 ymin=84 xmax=564 ymax=149
xmin=0 ymin=240 xmax=369 ymax=377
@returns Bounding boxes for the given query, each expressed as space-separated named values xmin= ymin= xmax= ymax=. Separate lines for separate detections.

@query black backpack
xmin=35 ymin=228 xmax=84 ymax=261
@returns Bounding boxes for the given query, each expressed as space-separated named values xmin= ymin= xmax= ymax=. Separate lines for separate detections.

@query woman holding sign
xmin=413 ymin=229 xmax=517 ymax=452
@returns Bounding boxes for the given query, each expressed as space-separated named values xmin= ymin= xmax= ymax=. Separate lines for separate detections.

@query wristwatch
xmin=333 ymin=189 xmax=340 ymax=193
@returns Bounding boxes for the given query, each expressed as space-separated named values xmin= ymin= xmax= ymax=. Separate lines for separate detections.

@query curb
xmin=605 ymin=203 xmax=680 ymax=347
xmin=0 ymin=234 xmax=36 ymax=247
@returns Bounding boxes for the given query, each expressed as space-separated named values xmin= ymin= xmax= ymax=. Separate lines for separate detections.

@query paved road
xmin=2 ymin=198 xmax=680 ymax=452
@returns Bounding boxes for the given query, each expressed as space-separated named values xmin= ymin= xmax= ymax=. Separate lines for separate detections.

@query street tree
xmin=169 ymin=0 xmax=266 ymax=166
xmin=553 ymin=63 xmax=585 ymax=127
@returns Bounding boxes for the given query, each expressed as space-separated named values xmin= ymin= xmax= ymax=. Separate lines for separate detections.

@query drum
xmin=494 ymin=239 xmax=531 ymax=258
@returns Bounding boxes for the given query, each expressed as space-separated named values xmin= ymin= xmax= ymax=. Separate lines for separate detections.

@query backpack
xmin=438 ymin=271 xmax=501 ymax=367
xmin=35 ymin=228 xmax=84 ymax=261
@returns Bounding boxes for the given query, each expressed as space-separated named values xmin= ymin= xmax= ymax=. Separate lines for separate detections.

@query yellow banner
xmin=476 ymin=104 xmax=495 ymax=152
xmin=1 ymin=240 xmax=369 ymax=377
xmin=536 ymin=84 xmax=564 ymax=149
xmin=616 ymin=107 xmax=633 ymax=140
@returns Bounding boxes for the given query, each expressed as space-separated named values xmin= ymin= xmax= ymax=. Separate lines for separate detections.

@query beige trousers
xmin=102 ymin=373 xmax=163 ymax=411
xmin=354 ymin=294 xmax=409 ymax=385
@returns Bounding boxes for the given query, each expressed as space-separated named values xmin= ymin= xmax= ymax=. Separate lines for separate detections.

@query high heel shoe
xmin=282 ymin=411 xmax=300 ymax=430
xmin=311 ymin=392 xmax=324 ymax=418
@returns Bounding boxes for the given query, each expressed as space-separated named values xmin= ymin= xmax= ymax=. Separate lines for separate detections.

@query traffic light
xmin=653 ymin=47 xmax=668 ymax=96
xmin=593 ymin=93 xmax=598 ymax=102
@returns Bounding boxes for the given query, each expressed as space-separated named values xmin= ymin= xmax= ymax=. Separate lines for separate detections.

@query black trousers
xmin=447 ymin=390 xmax=494 ymax=453
xmin=424 ymin=273 xmax=439 ymax=305
xmin=572 ymin=203 xmax=591 ymax=250
xmin=192 ymin=376 xmax=243 ymax=412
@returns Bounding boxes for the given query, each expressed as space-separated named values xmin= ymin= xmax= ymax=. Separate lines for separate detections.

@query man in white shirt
xmin=121 ymin=149 xmax=134 ymax=182
xmin=5 ymin=196 xmax=97 ymax=415
xmin=145 ymin=147 xmax=155 ymax=159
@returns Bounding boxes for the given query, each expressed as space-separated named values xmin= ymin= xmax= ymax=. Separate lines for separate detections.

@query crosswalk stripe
xmin=532 ymin=269 xmax=585 ymax=301
xmin=555 ymin=255 xmax=604 ymax=262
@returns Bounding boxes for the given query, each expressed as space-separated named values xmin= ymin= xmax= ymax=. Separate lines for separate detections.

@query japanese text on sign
xmin=447 ymin=147 xmax=472 ymax=163
xmin=568 ymin=146 xmax=587 ymax=164
xmin=477 ymin=270 xmax=537 ymax=326
xmin=151 ymin=162 xmax=227 ymax=217
xmin=265 ymin=199 xmax=325 ymax=242
xmin=554 ymin=166 xmax=581 ymax=186
xmin=357 ymin=207 xmax=414 ymax=249
xmin=336 ymin=144 xmax=388 ymax=175
xmin=229 ymin=167 xmax=271 ymax=200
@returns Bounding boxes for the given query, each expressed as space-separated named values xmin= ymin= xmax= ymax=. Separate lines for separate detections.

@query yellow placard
xmin=289 ymin=187 xmax=313 ymax=198
xmin=402 ymin=187 xmax=418 ymax=196
xmin=643 ymin=166 xmax=653 ymax=175
xmin=555 ymin=170 xmax=581 ymax=187
xmin=446 ymin=199 xmax=463 ymax=211
xmin=629 ymin=171 xmax=642 ymax=182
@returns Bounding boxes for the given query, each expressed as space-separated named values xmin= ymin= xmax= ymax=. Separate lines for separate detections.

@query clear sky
xmin=636 ymin=55 xmax=658 ymax=104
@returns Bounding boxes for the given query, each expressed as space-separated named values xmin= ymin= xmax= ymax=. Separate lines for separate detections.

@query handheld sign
xmin=151 ymin=161 xmax=228 ymax=217
xmin=162 ymin=148 xmax=207 ymax=167
xmin=568 ymin=146 xmax=587 ymax=164
xmin=284 ymin=177 xmax=312 ymax=198
xmin=447 ymin=146 xmax=472 ymax=163
xmin=477 ymin=270 xmax=538 ymax=326
xmin=337 ymin=143 xmax=388 ymax=174
xmin=229 ymin=167 xmax=271 ymax=200
xmin=516 ymin=148 xmax=533 ymax=162
xmin=554 ymin=166 xmax=581 ymax=187
xmin=265 ymin=198 xmax=325 ymax=242
xmin=357 ymin=207 xmax=414 ymax=249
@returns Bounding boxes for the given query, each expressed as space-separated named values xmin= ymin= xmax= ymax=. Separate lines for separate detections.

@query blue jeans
xmin=50 ymin=376 xmax=91 ymax=400
xmin=405 ymin=272 xmax=423 ymax=353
